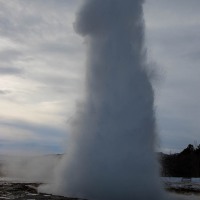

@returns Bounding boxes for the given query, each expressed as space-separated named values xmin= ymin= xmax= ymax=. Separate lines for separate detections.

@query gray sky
xmin=0 ymin=0 xmax=199 ymax=154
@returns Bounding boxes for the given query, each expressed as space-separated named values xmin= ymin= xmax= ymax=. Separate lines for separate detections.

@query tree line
xmin=159 ymin=144 xmax=200 ymax=177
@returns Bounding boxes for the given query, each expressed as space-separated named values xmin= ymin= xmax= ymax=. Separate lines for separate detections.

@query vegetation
xmin=160 ymin=144 xmax=200 ymax=177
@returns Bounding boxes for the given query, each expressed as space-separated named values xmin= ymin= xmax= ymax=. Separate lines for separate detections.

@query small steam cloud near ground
xmin=1 ymin=155 xmax=60 ymax=183
xmin=40 ymin=0 xmax=167 ymax=200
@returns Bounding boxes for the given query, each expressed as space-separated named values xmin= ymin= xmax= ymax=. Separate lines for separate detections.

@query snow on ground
xmin=162 ymin=177 xmax=200 ymax=191
xmin=162 ymin=177 xmax=200 ymax=183
xmin=170 ymin=193 xmax=200 ymax=200
xmin=0 ymin=177 xmax=38 ymax=184
xmin=0 ymin=176 xmax=200 ymax=199
xmin=162 ymin=177 xmax=200 ymax=200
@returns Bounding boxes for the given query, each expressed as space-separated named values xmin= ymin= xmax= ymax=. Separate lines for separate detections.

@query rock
xmin=0 ymin=181 xmax=81 ymax=200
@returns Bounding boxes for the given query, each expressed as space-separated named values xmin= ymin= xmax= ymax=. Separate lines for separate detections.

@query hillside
xmin=160 ymin=144 xmax=200 ymax=177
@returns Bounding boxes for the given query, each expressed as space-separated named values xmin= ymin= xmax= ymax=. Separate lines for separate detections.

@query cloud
xmin=0 ymin=90 xmax=10 ymax=95
xmin=0 ymin=118 xmax=66 ymax=154
xmin=0 ymin=66 xmax=23 ymax=75
xmin=0 ymin=0 xmax=199 ymax=154
xmin=0 ymin=0 xmax=85 ymax=98
xmin=0 ymin=49 xmax=22 ymax=62
xmin=144 ymin=0 xmax=200 ymax=152
xmin=0 ymin=0 xmax=83 ymax=139
xmin=0 ymin=140 xmax=63 ymax=154
xmin=0 ymin=119 xmax=65 ymax=138
xmin=37 ymin=41 xmax=83 ymax=57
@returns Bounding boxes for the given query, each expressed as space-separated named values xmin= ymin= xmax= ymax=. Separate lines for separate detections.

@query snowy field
xmin=170 ymin=194 xmax=200 ymax=200
xmin=162 ymin=177 xmax=200 ymax=191
xmin=0 ymin=177 xmax=31 ymax=183
xmin=0 ymin=176 xmax=200 ymax=199
xmin=0 ymin=177 xmax=199 ymax=200
xmin=0 ymin=173 xmax=200 ymax=200
xmin=162 ymin=177 xmax=200 ymax=200
xmin=162 ymin=177 xmax=200 ymax=183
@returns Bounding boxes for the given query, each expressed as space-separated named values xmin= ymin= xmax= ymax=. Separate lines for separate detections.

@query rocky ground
xmin=165 ymin=183 xmax=200 ymax=195
xmin=0 ymin=178 xmax=200 ymax=200
xmin=163 ymin=178 xmax=200 ymax=195
xmin=0 ymin=181 xmax=81 ymax=200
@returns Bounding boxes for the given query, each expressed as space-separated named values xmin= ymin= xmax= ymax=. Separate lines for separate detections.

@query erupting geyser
xmin=42 ymin=0 xmax=166 ymax=199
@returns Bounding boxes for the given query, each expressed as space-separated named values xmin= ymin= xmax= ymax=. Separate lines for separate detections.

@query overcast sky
xmin=0 ymin=0 xmax=199 ymax=154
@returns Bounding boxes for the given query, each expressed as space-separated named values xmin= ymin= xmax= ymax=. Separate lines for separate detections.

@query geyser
xmin=43 ymin=0 xmax=166 ymax=199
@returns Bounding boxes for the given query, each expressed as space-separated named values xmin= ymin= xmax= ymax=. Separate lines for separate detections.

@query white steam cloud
xmin=1 ymin=155 xmax=60 ymax=183
xmin=40 ymin=0 xmax=167 ymax=199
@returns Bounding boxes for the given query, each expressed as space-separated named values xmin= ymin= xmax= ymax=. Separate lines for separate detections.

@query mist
xmin=40 ymin=0 xmax=166 ymax=199
xmin=1 ymin=155 xmax=60 ymax=183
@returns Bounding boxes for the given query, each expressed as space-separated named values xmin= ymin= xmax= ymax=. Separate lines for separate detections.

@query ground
xmin=0 ymin=180 xmax=80 ymax=200
xmin=163 ymin=177 xmax=200 ymax=195
xmin=0 ymin=177 xmax=200 ymax=200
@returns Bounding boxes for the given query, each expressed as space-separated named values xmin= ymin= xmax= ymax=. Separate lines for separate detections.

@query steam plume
xmin=41 ymin=0 xmax=166 ymax=199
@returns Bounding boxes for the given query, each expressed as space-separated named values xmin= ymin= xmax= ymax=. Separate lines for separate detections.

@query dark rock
xmin=0 ymin=182 xmax=82 ymax=200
